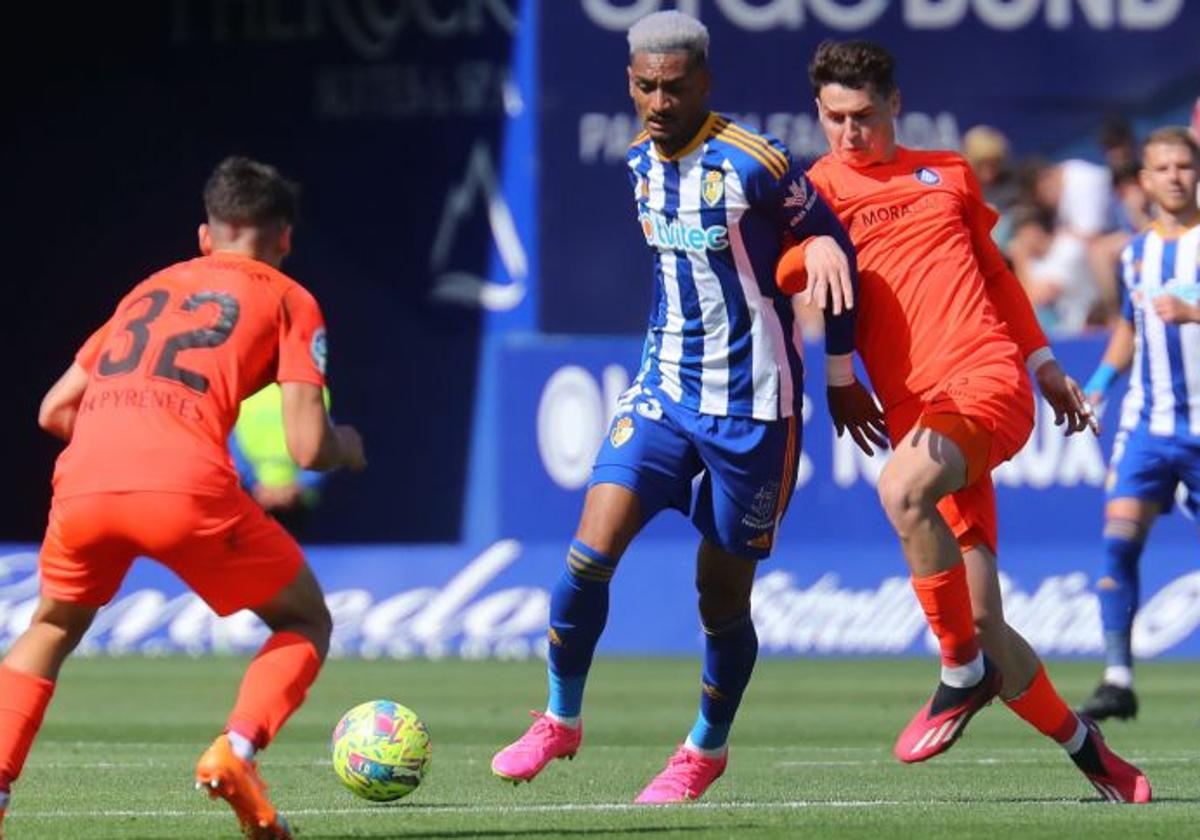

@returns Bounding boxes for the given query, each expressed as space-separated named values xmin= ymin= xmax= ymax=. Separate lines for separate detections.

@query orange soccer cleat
xmin=195 ymin=735 xmax=293 ymax=839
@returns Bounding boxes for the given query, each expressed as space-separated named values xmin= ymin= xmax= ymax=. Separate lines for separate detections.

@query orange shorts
xmin=39 ymin=490 xmax=304 ymax=616
xmin=886 ymin=361 xmax=1035 ymax=555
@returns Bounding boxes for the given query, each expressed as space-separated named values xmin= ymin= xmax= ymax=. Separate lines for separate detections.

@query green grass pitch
xmin=5 ymin=657 xmax=1198 ymax=838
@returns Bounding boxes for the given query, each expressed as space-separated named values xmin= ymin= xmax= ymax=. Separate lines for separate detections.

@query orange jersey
xmin=53 ymin=252 xmax=326 ymax=498
xmin=804 ymin=147 xmax=1046 ymax=411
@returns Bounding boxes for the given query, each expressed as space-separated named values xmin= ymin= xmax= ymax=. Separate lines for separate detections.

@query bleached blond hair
xmin=627 ymin=10 xmax=708 ymax=66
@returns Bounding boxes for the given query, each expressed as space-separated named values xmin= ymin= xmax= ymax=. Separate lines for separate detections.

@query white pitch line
xmin=8 ymin=799 xmax=1107 ymax=820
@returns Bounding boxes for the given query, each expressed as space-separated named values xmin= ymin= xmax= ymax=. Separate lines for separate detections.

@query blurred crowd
xmin=798 ymin=97 xmax=1200 ymax=339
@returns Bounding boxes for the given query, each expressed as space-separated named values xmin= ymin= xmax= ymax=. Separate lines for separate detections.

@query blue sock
xmin=687 ymin=612 xmax=758 ymax=751
xmin=546 ymin=540 xmax=617 ymax=719
xmin=1097 ymin=519 xmax=1144 ymax=671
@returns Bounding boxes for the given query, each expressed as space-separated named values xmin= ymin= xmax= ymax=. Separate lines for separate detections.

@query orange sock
xmin=910 ymin=564 xmax=979 ymax=667
xmin=0 ymin=664 xmax=56 ymax=790
xmin=1004 ymin=664 xmax=1079 ymax=744
xmin=226 ymin=632 xmax=321 ymax=750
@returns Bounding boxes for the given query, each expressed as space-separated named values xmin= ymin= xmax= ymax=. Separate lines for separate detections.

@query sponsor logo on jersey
xmin=610 ymin=415 xmax=634 ymax=448
xmin=311 ymin=327 xmax=328 ymax=374
xmin=914 ymin=167 xmax=941 ymax=186
xmin=702 ymin=169 xmax=725 ymax=207
xmin=638 ymin=210 xmax=729 ymax=254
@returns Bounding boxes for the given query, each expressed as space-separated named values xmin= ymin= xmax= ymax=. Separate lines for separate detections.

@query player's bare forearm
xmin=281 ymin=381 xmax=366 ymax=472
xmin=38 ymin=362 xmax=90 ymax=441
xmin=1100 ymin=319 xmax=1135 ymax=373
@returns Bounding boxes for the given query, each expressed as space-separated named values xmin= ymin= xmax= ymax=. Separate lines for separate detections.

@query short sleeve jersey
xmin=806 ymin=147 xmax=1026 ymax=410
xmin=53 ymin=252 xmax=327 ymax=498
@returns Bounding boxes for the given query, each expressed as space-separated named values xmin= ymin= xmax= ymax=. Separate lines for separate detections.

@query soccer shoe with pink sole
xmin=491 ymin=711 xmax=582 ymax=784
xmin=1071 ymin=716 xmax=1152 ymax=803
xmin=894 ymin=656 xmax=1001 ymax=763
xmin=634 ymin=745 xmax=728 ymax=804
xmin=195 ymin=735 xmax=293 ymax=839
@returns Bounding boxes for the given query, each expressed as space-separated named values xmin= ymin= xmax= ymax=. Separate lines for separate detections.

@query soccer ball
xmin=330 ymin=700 xmax=431 ymax=802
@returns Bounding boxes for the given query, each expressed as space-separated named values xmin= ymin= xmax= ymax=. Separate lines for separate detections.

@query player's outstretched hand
xmin=827 ymin=382 xmax=889 ymax=456
xmin=1036 ymin=361 xmax=1099 ymax=437
xmin=802 ymin=235 xmax=854 ymax=316
xmin=334 ymin=424 xmax=368 ymax=471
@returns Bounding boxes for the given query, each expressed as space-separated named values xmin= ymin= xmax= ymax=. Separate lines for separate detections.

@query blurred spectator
xmin=1011 ymin=156 xmax=1115 ymax=331
xmin=1192 ymin=96 xmax=1200 ymax=202
xmin=1098 ymin=117 xmax=1138 ymax=173
xmin=230 ymin=383 xmax=330 ymax=538
xmin=1007 ymin=202 xmax=1099 ymax=333
xmin=1109 ymin=161 xmax=1152 ymax=234
xmin=963 ymin=125 xmax=1019 ymax=250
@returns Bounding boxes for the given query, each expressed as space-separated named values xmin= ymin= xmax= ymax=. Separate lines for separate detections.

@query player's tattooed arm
xmin=38 ymin=362 xmax=90 ymax=441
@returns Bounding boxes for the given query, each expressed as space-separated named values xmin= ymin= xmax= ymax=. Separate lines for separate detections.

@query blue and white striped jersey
xmin=1119 ymin=219 xmax=1200 ymax=437
xmin=627 ymin=112 xmax=856 ymax=421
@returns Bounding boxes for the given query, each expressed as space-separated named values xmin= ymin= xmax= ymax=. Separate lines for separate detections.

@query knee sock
xmin=226 ymin=631 xmax=321 ymax=752
xmin=0 ymin=664 xmax=56 ymax=791
xmin=911 ymin=563 xmax=982 ymax=685
xmin=1097 ymin=519 xmax=1144 ymax=687
xmin=686 ymin=612 xmax=758 ymax=753
xmin=1004 ymin=664 xmax=1087 ymax=753
xmin=546 ymin=540 xmax=618 ymax=723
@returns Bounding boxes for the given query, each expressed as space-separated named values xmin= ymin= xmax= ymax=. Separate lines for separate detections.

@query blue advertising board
xmin=470 ymin=332 xmax=1197 ymax=547
xmin=3 ymin=536 xmax=1198 ymax=659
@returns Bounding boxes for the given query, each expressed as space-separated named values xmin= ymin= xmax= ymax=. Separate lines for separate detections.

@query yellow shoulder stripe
xmin=629 ymin=129 xmax=649 ymax=148
xmin=714 ymin=129 xmax=786 ymax=179
xmin=721 ymin=123 xmax=789 ymax=173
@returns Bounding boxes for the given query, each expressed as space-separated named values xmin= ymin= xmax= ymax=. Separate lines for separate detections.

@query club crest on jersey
xmin=702 ymin=170 xmax=724 ymax=207
xmin=610 ymin=416 xmax=634 ymax=448
xmin=914 ymin=167 xmax=941 ymax=186
xmin=310 ymin=327 xmax=328 ymax=374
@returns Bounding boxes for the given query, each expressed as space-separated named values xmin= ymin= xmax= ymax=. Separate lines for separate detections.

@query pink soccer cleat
xmin=1071 ymin=716 xmax=1152 ymax=803
xmin=895 ymin=657 xmax=1001 ymax=763
xmin=634 ymin=745 xmax=727 ymax=804
xmin=491 ymin=711 xmax=582 ymax=784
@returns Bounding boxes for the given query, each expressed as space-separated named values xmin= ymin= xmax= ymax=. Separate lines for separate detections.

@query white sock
xmin=684 ymin=736 xmax=728 ymax=759
xmin=1103 ymin=666 xmax=1134 ymax=689
xmin=941 ymin=652 xmax=984 ymax=688
xmin=544 ymin=711 xmax=580 ymax=729
xmin=226 ymin=731 xmax=257 ymax=761
xmin=1062 ymin=716 xmax=1088 ymax=755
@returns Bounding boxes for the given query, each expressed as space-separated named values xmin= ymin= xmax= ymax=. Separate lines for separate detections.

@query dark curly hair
xmin=808 ymin=40 xmax=896 ymax=98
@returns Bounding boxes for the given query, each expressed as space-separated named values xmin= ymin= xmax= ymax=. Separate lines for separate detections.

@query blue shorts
xmin=590 ymin=383 xmax=801 ymax=560
xmin=1106 ymin=426 xmax=1200 ymax=518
